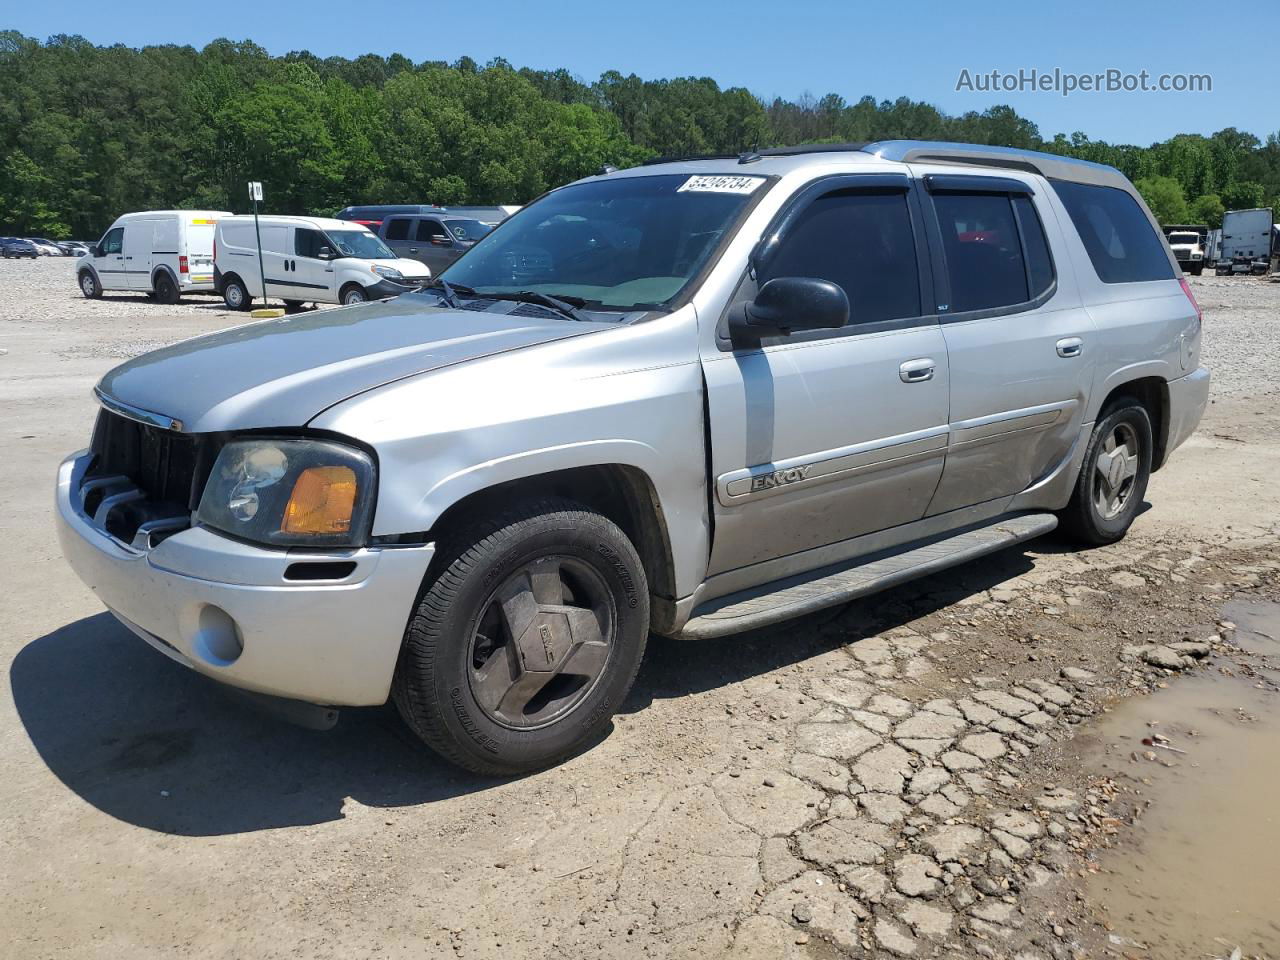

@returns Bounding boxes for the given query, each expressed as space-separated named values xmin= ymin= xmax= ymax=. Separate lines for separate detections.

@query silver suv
xmin=56 ymin=141 xmax=1210 ymax=774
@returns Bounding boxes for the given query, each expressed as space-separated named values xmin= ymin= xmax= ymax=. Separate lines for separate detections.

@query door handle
xmin=899 ymin=358 xmax=936 ymax=383
xmin=408 ymin=247 xmax=418 ymax=253
xmin=1056 ymin=337 xmax=1083 ymax=358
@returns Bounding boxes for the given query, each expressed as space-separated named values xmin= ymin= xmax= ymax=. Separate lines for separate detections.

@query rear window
xmin=384 ymin=218 xmax=411 ymax=241
xmin=1051 ymin=180 xmax=1174 ymax=283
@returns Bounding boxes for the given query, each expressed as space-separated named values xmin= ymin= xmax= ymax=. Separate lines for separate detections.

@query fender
xmin=1089 ymin=358 xmax=1174 ymax=420
xmin=151 ymin=264 xmax=179 ymax=292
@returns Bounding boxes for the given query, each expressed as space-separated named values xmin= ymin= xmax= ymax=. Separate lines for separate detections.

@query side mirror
xmin=91 ymin=244 xmax=101 ymax=258
xmin=317 ymin=246 xmax=333 ymax=259
xmin=729 ymin=277 xmax=849 ymax=342
xmin=430 ymin=236 xmax=452 ymax=246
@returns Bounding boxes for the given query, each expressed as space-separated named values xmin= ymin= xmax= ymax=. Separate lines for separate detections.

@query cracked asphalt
xmin=2 ymin=260 xmax=1279 ymax=960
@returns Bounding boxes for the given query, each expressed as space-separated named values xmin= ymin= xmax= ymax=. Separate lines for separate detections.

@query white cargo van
xmin=213 ymin=215 xmax=432 ymax=310
xmin=77 ymin=210 xmax=230 ymax=302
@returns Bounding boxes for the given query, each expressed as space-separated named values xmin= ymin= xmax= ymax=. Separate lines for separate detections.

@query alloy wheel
xmin=1092 ymin=422 xmax=1140 ymax=520
xmin=467 ymin=556 xmax=614 ymax=729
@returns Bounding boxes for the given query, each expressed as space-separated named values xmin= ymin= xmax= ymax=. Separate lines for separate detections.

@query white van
xmin=77 ymin=210 xmax=230 ymax=302
xmin=213 ymin=215 xmax=432 ymax=310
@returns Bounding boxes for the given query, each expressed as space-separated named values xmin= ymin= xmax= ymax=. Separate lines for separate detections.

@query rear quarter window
xmin=1052 ymin=180 xmax=1174 ymax=283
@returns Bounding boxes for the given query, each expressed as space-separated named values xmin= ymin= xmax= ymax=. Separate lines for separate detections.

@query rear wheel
xmin=1058 ymin=399 xmax=1153 ymax=546
xmin=340 ymin=283 xmax=368 ymax=306
xmin=154 ymin=272 xmax=179 ymax=304
xmin=393 ymin=499 xmax=649 ymax=775
xmin=78 ymin=271 xmax=102 ymax=299
xmin=222 ymin=276 xmax=251 ymax=311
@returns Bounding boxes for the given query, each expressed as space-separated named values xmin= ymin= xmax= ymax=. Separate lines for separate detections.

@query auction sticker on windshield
xmin=677 ymin=175 xmax=766 ymax=194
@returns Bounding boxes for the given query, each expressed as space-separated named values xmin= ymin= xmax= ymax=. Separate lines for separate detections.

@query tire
xmin=78 ymin=271 xmax=102 ymax=299
xmin=1190 ymin=263 xmax=1203 ymax=276
xmin=1058 ymin=399 xmax=1153 ymax=546
xmin=153 ymin=271 xmax=179 ymax=304
xmin=393 ymin=498 xmax=650 ymax=776
xmin=340 ymin=284 xmax=368 ymax=306
xmin=222 ymin=275 xmax=251 ymax=311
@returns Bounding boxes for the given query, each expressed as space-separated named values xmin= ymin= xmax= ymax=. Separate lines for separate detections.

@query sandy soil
xmin=2 ymin=258 xmax=1278 ymax=960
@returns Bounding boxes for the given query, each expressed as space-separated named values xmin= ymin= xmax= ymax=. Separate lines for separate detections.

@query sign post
xmin=248 ymin=181 xmax=265 ymax=306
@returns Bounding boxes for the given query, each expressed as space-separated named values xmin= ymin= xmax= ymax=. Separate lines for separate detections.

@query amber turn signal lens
xmin=281 ymin=466 xmax=358 ymax=535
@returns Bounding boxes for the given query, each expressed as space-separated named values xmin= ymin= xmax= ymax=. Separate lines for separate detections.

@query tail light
xmin=1178 ymin=276 xmax=1202 ymax=326
xmin=178 ymin=255 xmax=189 ymax=275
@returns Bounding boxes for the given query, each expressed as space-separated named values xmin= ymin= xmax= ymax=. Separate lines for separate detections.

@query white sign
xmin=248 ymin=181 xmax=263 ymax=202
xmin=677 ymin=175 xmax=765 ymax=195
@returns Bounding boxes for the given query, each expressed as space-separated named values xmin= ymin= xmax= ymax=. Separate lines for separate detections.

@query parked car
xmin=56 ymin=140 xmax=1209 ymax=775
xmin=0 ymin=236 xmax=39 ymax=258
xmin=1217 ymin=207 xmax=1274 ymax=275
xmin=26 ymin=237 xmax=64 ymax=256
xmin=336 ymin=203 xmax=518 ymax=228
xmin=377 ymin=211 xmax=492 ymax=273
xmin=57 ymin=240 xmax=90 ymax=257
xmin=212 ymin=215 xmax=432 ymax=310
xmin=77 ymin=210 xmax=231 ymax=302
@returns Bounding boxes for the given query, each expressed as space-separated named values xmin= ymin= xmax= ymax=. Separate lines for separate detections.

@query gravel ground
xmin=1 ymin=256 xmax=1279 ymax=960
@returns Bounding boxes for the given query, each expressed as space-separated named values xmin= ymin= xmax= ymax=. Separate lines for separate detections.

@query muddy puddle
xmin=1085 ymin=600 xmax=1280 ymax=958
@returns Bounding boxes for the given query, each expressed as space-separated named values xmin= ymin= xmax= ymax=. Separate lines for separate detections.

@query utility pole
xmin=248 ymin=181 xmax=265 ymax=305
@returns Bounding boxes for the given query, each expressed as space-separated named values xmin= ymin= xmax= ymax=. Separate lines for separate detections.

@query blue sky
xmin=7 ymin=0 xmax=1272 ymax=145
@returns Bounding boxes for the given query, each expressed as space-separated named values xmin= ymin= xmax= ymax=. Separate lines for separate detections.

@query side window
xmin=932 ymin=193 xmax=1028 ymax=312
xmin=384 ymin=218 xmax=411 ymax=241
xmin=100 ymin=227 xmax=123 ymax=255
xmin=416 ymin=219 xmax=450 ymax=242
xmin=1051 ymin=180 xmax=1174 ymax=283
xmin=761 ymin=190 xmax=921 ymax=325
xmin=295 ymin=228 xmax=326 ymax=258
xmin=1012 ymin=195 xmax=1055 ymax=299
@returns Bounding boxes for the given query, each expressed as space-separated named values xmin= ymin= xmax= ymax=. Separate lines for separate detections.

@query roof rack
xmin=637 ymin=140 xmax=1126 ymax=188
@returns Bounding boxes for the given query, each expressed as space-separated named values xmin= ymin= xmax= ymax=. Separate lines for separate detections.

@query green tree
xmin=1189 ymin=193 xmax=1225 ymax=228
xmin=1134 ymin=176 xmax=1188 ymax=224
xmin=1221 ymin=180 xmax=1266 ymax=211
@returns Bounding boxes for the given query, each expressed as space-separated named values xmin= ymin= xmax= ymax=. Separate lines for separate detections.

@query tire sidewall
xmin=223 ymin=278 xmax=248 ymax=310
xmin=411 ymin=516 xmax=648 ymax=771
xmin=79 ymin=271 xmax=97 ymax=298
xmin=342 ymin=285 xmax=367 ymax=306
xmin=1080 ymin=402 xmax=1153 ymax=541
xmin=155 ymin=273 xmax=177 ymax=303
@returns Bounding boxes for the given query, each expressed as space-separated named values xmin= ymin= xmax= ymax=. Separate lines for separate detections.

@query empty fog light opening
xmin=193 ymin=604 xmax=244 ymax=666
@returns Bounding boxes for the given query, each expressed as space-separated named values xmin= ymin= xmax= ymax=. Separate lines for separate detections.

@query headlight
xmin=371 ymin=264 xmax=402 ymax=280
xmin=197 ymin=438 xmax=376 ymax=547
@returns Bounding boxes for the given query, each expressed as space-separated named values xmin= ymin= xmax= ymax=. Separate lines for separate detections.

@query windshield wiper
xmin=472 ymin=289 xmax=590 ymax=323
xmin=421 ymin=278 xmax=476 ymax=309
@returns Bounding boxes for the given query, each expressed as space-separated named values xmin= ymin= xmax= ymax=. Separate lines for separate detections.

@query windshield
xmin=439 ymin=173 xmax=769 ymax=310
xmin=326 ymin=229 xmax=395 ymax=260
xmin=445 ymin=218 xmax=492 ymax=242
xmin=1169 ymin=233 xmax=1199 ymax=245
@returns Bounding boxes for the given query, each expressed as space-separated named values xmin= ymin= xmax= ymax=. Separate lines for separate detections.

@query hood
xmin=97 ymin=297 xmax=609 ymax=433
xmin=389 ymin=257 xmax=431 ymax=277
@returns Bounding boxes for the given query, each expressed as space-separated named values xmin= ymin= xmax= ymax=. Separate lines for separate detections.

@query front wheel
xmin=1058 ymin=400 xmax=1153 ymax=546
xmin=393 ymin=499 xmax=650 ymax=776
xmin=222 ymin=276 xmax=252 ymax=311
xmin=78 ymin=271 xmax=102 ymax=299
xmin=340 ymin=284 xmax=368 ymax=306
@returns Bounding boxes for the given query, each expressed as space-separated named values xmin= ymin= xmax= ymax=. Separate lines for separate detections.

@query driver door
xmin=289 ymin=227 xmax=337 ymax=300
xmin=94 ymin=226 xmax=128 ymax=290
xmin=701 ymin=178 xmax=951 ymax=576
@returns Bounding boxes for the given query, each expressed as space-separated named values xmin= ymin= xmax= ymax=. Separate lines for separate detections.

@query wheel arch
xmin=150 ymin=263 xmax=179 ymax=291
xmin=1096 ymin=375 xmax=1170 ymax=471
xmin=421 ymin=463 xmax=679 ymax=619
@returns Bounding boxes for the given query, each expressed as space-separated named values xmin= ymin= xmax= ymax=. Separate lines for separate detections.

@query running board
xmin=679 ymin=513 xmax=1058 ymax=639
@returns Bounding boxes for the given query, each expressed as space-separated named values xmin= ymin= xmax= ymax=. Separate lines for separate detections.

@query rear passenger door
xmin=915 ymin=172 xmax=1095 ymax=515
xmin=382 ymin=216 xmax=416 ymax=261
xmin=122 ymin=220 xmax=154 ymax=290
xmin=702 ymin=176 xmax=951 ymax=574
xmin=416 ymin=218 xmax=458 ymax=273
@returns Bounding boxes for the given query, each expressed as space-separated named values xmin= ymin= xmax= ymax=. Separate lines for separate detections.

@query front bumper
xmin=368 ymin=276 xmax=432 ymax=298
xmin=55 ymin=452 xmax=435 ymax=706
xmin=1162 ymin=366 xmax=1211 ymax=465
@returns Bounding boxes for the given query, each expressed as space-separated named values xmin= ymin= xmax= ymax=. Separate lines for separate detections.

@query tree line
xmin=2 ymin=32 xmax=1277 ymax=239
